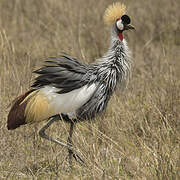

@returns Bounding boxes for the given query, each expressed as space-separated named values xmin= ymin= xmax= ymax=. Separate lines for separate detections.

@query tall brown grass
xmin=0 ymin=0 xmax=179 ymax=179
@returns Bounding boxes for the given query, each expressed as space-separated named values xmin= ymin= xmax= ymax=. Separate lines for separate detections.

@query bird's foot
xmin=67 ymin=150 xmax=85 ymax=168
xmin=72 ymin=152 xmax=85 ymax=165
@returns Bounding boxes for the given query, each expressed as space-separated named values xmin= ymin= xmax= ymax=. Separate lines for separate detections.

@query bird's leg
xmin=67 ymin=122 xmax=74 ymax=168
xmin=67 ymin=121 xmax=85 ymax=167
xmin=39 ymin=115 xmax=72 ymax=148
xmin=39 ymin=115 xmax=84 ymax=167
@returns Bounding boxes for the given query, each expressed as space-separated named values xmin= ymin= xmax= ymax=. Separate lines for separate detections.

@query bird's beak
xmin=124 ymin=24 xmax=135 ymax=30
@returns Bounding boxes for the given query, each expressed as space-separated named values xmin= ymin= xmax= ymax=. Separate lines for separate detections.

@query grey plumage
xmin=32 ymin=27 xmax=131 ymax=121
xmin=32 ymin=55 xmax=89 ymax=93
xmin=78 ymin=35 xmax=131 ymax=119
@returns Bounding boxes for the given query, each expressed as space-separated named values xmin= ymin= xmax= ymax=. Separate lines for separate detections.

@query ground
xmin=0 ymin=0 xmax=179 ymax=179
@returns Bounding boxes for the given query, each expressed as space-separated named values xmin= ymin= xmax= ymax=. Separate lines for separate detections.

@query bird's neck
xmin=97 ymin=36 xmax=130 ymax=69
xmin=94 ymin=35 xmax=131 ymax=91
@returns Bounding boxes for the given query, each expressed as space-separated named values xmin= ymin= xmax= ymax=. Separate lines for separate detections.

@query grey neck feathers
xmin=92 ymin=28 xmax=131 ymax=92
xmin=77 ymin=30 xmax=131 ymax=119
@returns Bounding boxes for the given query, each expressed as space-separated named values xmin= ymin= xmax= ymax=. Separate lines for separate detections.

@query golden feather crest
xmin=104 ymin=2 xmax=126 ymax=26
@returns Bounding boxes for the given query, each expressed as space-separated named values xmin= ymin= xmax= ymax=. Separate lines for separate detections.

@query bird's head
xmin=104 ymin=2 xmax=135 ymax=41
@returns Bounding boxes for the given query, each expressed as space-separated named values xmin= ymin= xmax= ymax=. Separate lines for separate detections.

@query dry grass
xmin=0 ymin=0 xmax=180 ymax=179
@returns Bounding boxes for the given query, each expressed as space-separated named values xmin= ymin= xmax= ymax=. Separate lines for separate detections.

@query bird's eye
xmin=121 ymin=15 xmax=131 ymax=24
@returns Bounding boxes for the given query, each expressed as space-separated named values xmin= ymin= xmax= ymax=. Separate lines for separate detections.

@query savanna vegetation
xmin=0 ymin=0 xmax=179 ymax=179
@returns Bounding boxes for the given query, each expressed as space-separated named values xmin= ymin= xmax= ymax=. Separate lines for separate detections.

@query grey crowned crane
xmin=7 ymin=2 xmax=135 ymax=167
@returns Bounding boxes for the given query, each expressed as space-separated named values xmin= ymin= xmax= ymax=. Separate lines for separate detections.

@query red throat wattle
xmin=118 ymin=33 xmax=123 ymax=41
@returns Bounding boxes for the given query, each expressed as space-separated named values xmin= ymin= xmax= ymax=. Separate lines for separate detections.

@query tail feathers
xmin=7 ymin=89 xmax=35 ymax=130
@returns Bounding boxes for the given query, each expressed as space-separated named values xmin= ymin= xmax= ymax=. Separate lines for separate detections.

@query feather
xmin=104 ymin=2 xmax=126 ymax=26
xmin=7 ymin=89 xmax=35 ymax=130
xmin=24 ymin=91 xmax=54 ymax=123
xmin=32 ymin=55 xmax=89 ymax=93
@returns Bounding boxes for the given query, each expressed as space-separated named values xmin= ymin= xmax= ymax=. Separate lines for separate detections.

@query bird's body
xmin=7 ymin=2 xmax=134 ymax=167
xmin=7 ymin=35 xmax=131 ymax=129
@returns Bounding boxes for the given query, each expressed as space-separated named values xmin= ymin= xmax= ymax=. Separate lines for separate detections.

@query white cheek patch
xmin=116 ymin=20 xmax=124 ymax=30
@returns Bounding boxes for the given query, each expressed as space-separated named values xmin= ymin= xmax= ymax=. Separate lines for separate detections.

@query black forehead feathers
xmin=121 ymin=15 xmax=131 ymax=24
